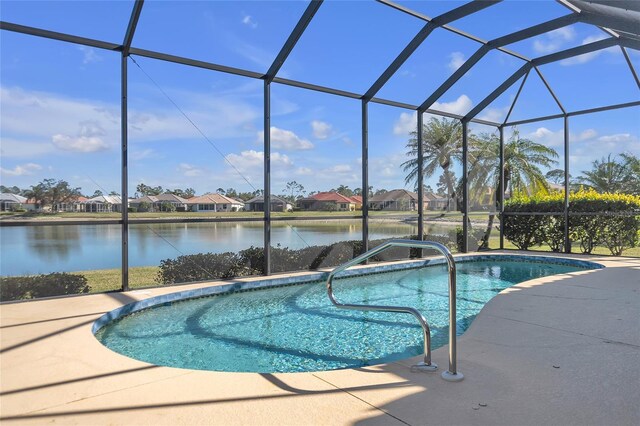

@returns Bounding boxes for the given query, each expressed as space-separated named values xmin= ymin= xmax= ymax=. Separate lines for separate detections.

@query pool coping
xmin=1 ymin=251 xmax=638 ymax=426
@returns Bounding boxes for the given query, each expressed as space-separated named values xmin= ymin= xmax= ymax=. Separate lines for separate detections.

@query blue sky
xmin=1 ymin=0 xmax=638 ymax=198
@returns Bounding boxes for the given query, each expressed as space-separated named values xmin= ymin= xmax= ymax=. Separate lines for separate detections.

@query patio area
xmin=1 ymin=252 xmax=638 ymax=425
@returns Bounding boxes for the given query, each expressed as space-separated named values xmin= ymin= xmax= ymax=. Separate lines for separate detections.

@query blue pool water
xmin=95 ymin=260 xmax=594 ymax=373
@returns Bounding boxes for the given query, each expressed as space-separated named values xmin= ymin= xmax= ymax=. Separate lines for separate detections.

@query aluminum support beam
xmin=365 ymin=0 xmax=501 ymax=100
xmin=462 ymin=120 xmax=469 ymax=253
xmin=377 ymin=0 xmax=528 ymax=61
xmin=532 ymin=37 xmax=619 ymax=66
xmin=465 ymin=37 xmax=620 ymax=122
xmin=417 ymin=13 xmax=579 ymax=112
xmin=566 ymin=100 xmax=640 ymax=117
xmin=361 ymin=100 xmax=369 ymax=255
xmin=130 ymin=47 xmax=264 ymax=79
xmin=502 ymin=68 xmax=530 ymax=125
xmin=264 ymin=81 xmax=271 ymax=275
xmin=121 ymin=55 xmax=129 ymax=292
xmin=123 ymin=0 xmax=144 ymax=56
xmin=534 ymin=66 xmax=566 ymax=113
xmin=505 ymin=99 xmax=640 ymax=126
xmin=0 ymin=21 xmax=502 ymax=128
xmin=621 ymin=46 xmax=640 ymax=89
xmin=499 ymin=126 xmax=505 ymax=250
xmin=0 ymin=21 xmax=120 ymax=51
xmin=265 ymin=0 xmax=322 ymax=82
xmin=417 ymin=112 xmax=424 ymax=245
xmin=564 ymin=115 xmax=570 ymax=253
xmin=568 ymin=0 xmax=640 ymax=36
xmin=506 ymin=113 xmax=566 ymax=127
xmin=463 ymin=63 xmax=531 ymax=123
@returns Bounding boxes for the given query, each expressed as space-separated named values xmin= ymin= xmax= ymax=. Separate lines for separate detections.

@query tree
xmin=402 ymin=117 xmax=463 ymax=209
xmin=577 ymin=154 xmax=635 ymax=194
xmin=285 ymin=181 xmax=305 ymax=201
xmin=436 ymin=171 xmax=455 ymax=197
xmin=91 ymin=190 xmax=103 ymax=198
xmin=165 ymin=188 xmax=195 ymax=199
xmin=620 ymin=153 xmax=640 ymax=195
xmin=136 ymin=183 xmax=163 ymax=197
xmin=545 ymin=169 xmax=565 ymax=185
xmin=333 ymin=185 xmax=353 ymax=197
xmin=374 ymin=188 xmax=388 ymax=196
xmin=354 ymin=186 xmax=373 ymax=197
xmin=225 ymin=188 xmax=238 ymax=199
xmin=0 ymin=185 xmax=23 ymax=195
xmin=25 ymin=179 xmax=82 ymax=211
xmin=216 ymin=188 xmax=226 ymax=195
xmin=469 ymin=129 xmax=559 ymax=248
xmin=109 ymin=191 xmax=120 ymax=197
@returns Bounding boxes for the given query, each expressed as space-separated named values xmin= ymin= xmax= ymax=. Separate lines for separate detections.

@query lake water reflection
xmin=0 ymin=220 xmax=456 ymax=276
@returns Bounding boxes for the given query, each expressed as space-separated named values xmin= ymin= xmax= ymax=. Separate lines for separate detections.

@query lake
xmin=0 ymin=219 xmax=460 ymax=276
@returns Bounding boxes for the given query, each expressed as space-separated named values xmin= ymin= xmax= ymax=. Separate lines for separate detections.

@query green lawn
xmin=81 ymin=266 xmax=160 ymax=293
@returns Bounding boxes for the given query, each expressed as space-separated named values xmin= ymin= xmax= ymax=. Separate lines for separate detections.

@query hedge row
xmin=156 ymin=232 xmax=464 ymax=285
xmin=0 ymin=273 xmax=90 ymax=302
xmin=503 ymin=189 xmax=640 ymax=255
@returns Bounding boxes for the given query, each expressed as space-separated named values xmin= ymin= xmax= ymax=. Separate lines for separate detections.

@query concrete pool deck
xmin=1 ymin=252 xmax=638 ymax=425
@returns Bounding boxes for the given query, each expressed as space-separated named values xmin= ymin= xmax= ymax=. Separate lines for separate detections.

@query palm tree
xmin=576 ymin=154 xmax=628 ymax=193
xmin=402 ymin=117 xmax=463 ymax=211
xmin=469 ymin=128 xmax=559 ymax=248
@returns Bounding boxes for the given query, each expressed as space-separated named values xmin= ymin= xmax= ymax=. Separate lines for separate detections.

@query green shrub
xmin=128 ymin=207 xmax=138 ymax=213
xmin=503 ymin=188 xmax=640 ymax=255
xmin=1 ymin=273 xmax=90 ymax=301
xmin=155 ymin=234 xmax=464 ymax=285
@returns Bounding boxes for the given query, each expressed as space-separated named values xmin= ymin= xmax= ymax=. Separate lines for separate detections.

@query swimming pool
xmin=94 ymin=255 xmax=602 ymax=373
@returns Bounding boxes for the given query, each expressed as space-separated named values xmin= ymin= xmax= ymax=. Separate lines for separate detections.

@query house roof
xmin=186 ymin=193 xmax=243 ymax=204
xmin=303 ymin=192 xmax=356 ymax=203
xmin=369 ymin=189 xmax=418 ymax=203
xmin=86 ymin=195 xmax=122 ymax=204
xmin=134 ymin=194 xmax=187 ymax=204
xmin=245 ymin=195 xmax=289 ymax=204
xmin=350 ymin=195 xmax=363 ymax=204
xmin=0 ymin=193 xmax=27 ymax=203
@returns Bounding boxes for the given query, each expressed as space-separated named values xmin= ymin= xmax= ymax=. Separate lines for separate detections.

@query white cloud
xmin=51 ymin=120 xmax=110 ymax=152
xmin=432 ymin=94 xmax=473 ymax=115
xmin=447 ymin=52 xmax=465 ymax=72
xmin=533 ymin=26 xmax=576 ymax=54
xmin=311 ymin=120 xmax=333 ymax=139
xmin=0 ymin=162 xmax=42 ymax=176
xmin=257 ymin=127 xmax=313 ymax=150
xmin=597 ymin=133 xmax=637 ymax=143
xmin=576 ymin=129 xmax=598 ymax=141
xmin=526 ymin=127 xmax=564 ymax=147
xmin=177 ymin=163 xmax=205 ymax=177
xmin=393 ymin=112 xmax=417 ymax=135
xmin=1 ymin=85 xmax=260 ymax=159
xmin=560 ymin=34 xmax=618 ymax=66
xmin=225 ymin=150 xmax=293 ymax=173
xmin=526 ymin=127 xmax=602 ymax=147
xmin=478 ymin=105 xmax=510 ymax=123
xmin=242 ymin=15 xmax=257 ymax=29
xmin=77 ymin=46 xmax=102 ymax=65
xmin=52 ymin=135 xmax=109 ymax=152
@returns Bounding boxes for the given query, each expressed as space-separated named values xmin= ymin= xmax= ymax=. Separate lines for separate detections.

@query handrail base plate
xmin=441 ymin=370 xmax=464 ymax=382
xmin=410 ymin=362 xmax=438 ymax=373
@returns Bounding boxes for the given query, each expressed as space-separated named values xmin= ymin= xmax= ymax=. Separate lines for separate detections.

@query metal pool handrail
xmin=326 ymin=239 xmax=463 ymax=382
